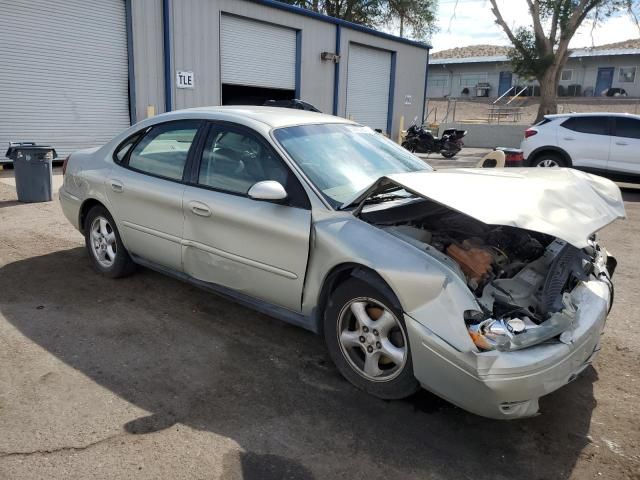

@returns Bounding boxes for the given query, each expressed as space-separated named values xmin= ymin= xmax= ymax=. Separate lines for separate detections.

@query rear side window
xmin=614 ymin=117 xmax=640 ymax=139
xmin=561 ymin=116 xmax=609 ymax=136
xmin=534 ymin=118 xmax=551 ymax=127
xmin=127 ymin=120 xmax=201 ymax=181
xmin=114 ymin=131 xmax=144 ymax=164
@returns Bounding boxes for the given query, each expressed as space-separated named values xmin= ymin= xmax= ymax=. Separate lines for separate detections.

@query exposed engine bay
xmin=365 ymin=203 xmax=614 ymax=352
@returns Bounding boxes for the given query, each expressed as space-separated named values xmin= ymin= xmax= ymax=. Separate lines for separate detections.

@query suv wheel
xmin=324 ymin=278 xmax=419 ymax=399
xmin=531 ymin=152 xmax=566 ymax=167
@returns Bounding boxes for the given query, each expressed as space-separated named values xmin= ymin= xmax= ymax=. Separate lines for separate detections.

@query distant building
xmin=428 ymin=40 xmax=640 ymax=99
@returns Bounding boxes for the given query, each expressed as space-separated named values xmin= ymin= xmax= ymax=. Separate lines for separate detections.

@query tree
xmin=278 ymin=0 xmax=437 ymax=39
xmin=489 ymin=0 xmax=640 ymax=122
xmin=382 ymin=0 xmax=437 ymax=39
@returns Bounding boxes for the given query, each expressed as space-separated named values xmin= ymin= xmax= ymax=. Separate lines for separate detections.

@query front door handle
xmin=188 ymin=201 xmax=211 ymax=217
xmin=110 ymin=180 xmax=124 ymax=193
xmin=616 ymin=141 xmax=628 ymax=146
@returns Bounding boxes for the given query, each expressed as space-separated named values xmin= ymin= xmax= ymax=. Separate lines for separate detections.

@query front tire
xmin=84 ymin=205 xmax=136 ymax=278
xmin=441 ymin=150 xmax=457 ymax=159
xmin=401 ymin=141 xmax=416 ymax=153
xmin=324 ymin=278 xmax=419 ymax=400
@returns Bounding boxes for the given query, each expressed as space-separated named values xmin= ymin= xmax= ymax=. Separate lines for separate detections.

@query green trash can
xmin=5 ymin=142 xmax=57 ymax=203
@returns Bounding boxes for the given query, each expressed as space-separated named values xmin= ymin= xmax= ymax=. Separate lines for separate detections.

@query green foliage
xmin=507 ymin=27 xmax=554 ymax=79
xmin=277 ymin=0 xmax=437 ymax=39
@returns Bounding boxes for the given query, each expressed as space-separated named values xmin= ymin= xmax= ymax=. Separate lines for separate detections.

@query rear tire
xmin=84 ymin=205 xmax=136 ymax=278
xmin=324 ymin=278 xmax=419 ymax=400
xmin=441 ymin=150 xmax=457 ymax=159
xmin=531 ymin=152 xmax=566 ymax=167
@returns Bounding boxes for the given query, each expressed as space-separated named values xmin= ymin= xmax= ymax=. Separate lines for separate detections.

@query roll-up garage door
xmin=0 ymin=0 xmax=130 ymax=158
xmin=220 ymin=15 xmax=296 ymax=90
xmin=346 ymin=44 xmax=392 ymax=132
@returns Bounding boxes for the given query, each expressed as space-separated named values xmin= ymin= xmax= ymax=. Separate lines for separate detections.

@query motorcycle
xmin=401 ymin=118 xmax=467 ymax=158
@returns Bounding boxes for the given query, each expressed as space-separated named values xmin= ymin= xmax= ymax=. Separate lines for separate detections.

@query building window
xmin=561 ymin=70 xmax=573 ymax=81
xmin=459 ymin=73 xmax=488 ymax=87
xmin=428 ymin=75 xmax=448 ymax=87
xmin=619 ymin=67 xmax=636 ymax=83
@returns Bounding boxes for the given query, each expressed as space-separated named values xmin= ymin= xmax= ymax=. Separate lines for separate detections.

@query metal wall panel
xmin=0 ymin=0 xmax=130 ymax=156
xmin=220 ymin=14 xmax=297 ymax=90
xmin=345 ymin=44 xmax=391 ymax=131
xmin=131 ymin=0 xmax=165 ymax=120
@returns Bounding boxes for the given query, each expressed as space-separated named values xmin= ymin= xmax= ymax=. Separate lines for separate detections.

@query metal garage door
xmin=0 ymin=0 xmax=130 ymax=158
xmin=220 ymin=15 xmax=296 ymax=90
xmin=346 ymin=44 xmax=392 ymax=132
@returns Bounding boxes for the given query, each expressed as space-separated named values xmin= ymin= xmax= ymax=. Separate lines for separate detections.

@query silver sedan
xmin=59 ymin=107 xmax=624 ymax=419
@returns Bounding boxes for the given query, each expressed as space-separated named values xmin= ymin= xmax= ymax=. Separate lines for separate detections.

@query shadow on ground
xmin=0 ymin=248 xmax=598 ymax=479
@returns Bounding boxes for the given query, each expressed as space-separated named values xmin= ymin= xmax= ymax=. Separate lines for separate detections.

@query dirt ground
xmin=0 ymin=169 xmax=639 ymax=479
xmin=426 ymin=97 xmax=640 ymax=125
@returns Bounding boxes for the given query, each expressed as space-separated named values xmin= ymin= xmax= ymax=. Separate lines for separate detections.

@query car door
xmin=182 ymin=122 xmax=312 ymax=312
xmin=558 ymin=116 xmax=611 ymax=171
xmin=107 ymin=120 xmax=202 ymax=271
xmin=609 ymin=116 xmax=640 ymax=177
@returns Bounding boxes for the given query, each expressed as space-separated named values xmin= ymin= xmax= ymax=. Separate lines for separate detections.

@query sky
xmin=429 ymin=0 xmax=640 ymax=52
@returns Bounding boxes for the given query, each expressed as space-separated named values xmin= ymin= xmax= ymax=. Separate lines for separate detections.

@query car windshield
xmin=273 ymin=123 xmax=431 ymax=208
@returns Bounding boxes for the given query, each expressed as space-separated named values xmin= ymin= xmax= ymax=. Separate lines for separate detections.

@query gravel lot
xmin=1 ymin=168 xmax=639 ymax=480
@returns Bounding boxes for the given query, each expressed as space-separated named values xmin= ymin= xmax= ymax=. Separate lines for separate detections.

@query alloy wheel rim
xmin=337 ymin=297 xmax=408 ymax=382
xmin=90 ymin=216 xmax=117 ymax=268
xmin=537 ymin=159 xmax=559 ymax=167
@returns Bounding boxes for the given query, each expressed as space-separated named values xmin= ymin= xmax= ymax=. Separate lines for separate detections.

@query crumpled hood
xmin=346 ymin=168 xmax=625 ymax=248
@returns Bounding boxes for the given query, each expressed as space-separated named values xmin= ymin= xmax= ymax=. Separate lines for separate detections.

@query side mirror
xmin=247 ymin=180 xmax=288 ymax=202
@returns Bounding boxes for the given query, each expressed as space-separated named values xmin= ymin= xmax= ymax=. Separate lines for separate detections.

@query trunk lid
xmin=343 ymin=168 xmax=625 ymax=248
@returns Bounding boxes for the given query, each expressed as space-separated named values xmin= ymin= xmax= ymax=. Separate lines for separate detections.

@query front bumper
xmin=406 ymin=279 xmax=610 ymax=419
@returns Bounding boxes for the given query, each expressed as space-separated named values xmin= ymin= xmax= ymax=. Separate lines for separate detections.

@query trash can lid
xmin=5 ymin=142 xmax=57 ymax=159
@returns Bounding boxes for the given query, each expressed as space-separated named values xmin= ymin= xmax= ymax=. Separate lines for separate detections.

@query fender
xmin=526 ymin=145 xmax=572 ymax=166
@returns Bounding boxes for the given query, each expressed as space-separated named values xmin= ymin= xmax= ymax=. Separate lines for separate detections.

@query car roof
xmin=545 ymin=112 xmax=640 ymax=120
xmin=159 ymin=105 xmax=353 ymax=129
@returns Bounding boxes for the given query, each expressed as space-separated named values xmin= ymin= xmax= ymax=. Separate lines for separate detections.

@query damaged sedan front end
xmin=341 ymin=167 xmax=623 ymax=418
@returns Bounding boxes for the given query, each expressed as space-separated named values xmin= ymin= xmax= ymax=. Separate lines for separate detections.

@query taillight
xmin=524 ymin=129 xmax=537 ymax=139
xmin=62 ymin=155 xmax=70 ymax=175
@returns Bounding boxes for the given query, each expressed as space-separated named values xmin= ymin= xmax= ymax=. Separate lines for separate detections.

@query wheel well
xmin=529 ymin=147 xmax=572 ymax=167
xmin=78 ymin=199 xmax=106 ymax=231
xmin=313 ymin=263 xmax=401 ymax=335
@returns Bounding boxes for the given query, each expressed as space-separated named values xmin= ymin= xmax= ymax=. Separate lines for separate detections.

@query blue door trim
xmin=421 ymin=50 xmax=430 ymax=124
xmin=124 ymin=0 xmax=136 ymax=124
xmin=295 ymin=30 xmax=302 ymax=98
xmin=162 ymin=0 xmax=172 ymax=112
xmin=332 ymin=24 xmax=341 ymax=115
xmin=387 ymin=52 xmax=397 ymax=135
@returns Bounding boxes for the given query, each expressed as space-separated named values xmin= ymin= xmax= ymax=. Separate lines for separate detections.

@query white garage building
xmin=0 ymin=0 xmax=431 ymax=157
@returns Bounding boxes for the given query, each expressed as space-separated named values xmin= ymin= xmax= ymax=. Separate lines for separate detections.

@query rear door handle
xmin=188 ymin=201 xmax=211 ymax=217
xmin=563 ymin=137 xmax=575 ymax=141
xmin=110 ymin=180 xmax=124 ymax=193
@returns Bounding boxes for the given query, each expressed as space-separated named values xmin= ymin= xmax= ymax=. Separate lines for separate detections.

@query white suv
xmin=521 ymin=112 xmax=640 ymax=182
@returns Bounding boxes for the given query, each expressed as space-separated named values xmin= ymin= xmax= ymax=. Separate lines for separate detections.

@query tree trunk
xmin=535 ymin=68 xmax=560 ymax=123
xmin=399 ymin=15 xmax=404 ymax=38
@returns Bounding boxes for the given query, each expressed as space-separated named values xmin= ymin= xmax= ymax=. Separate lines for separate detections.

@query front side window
xmin=198 ymin=128 xmax=288 ymax=194
xmin=127 ymin=120 xmax=200 ymax=180
xmin=619 ymin=67 xmax=636 ymax=83
xmin=273 ymin=123 xmax=430 ymax=208
xmin=561 ymin=116 xmax=609 ymax=136
xmin=615 ymin=117 xmax=640 ymax=139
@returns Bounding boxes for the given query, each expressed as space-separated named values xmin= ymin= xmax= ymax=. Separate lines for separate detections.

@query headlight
xmin=467 ymin=318 xmax=526 ymax=351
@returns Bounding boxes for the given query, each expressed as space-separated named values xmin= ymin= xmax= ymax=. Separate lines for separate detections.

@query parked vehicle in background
xmin=263 ymin=99 xmax=321 ymax=112
xmin=59 ymin=106 xmax=624 ymax=420
xmin=401 ymin=119 xmax=466 ymax=158
xmin=521 ymin=112 xmax=640 ymax=183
